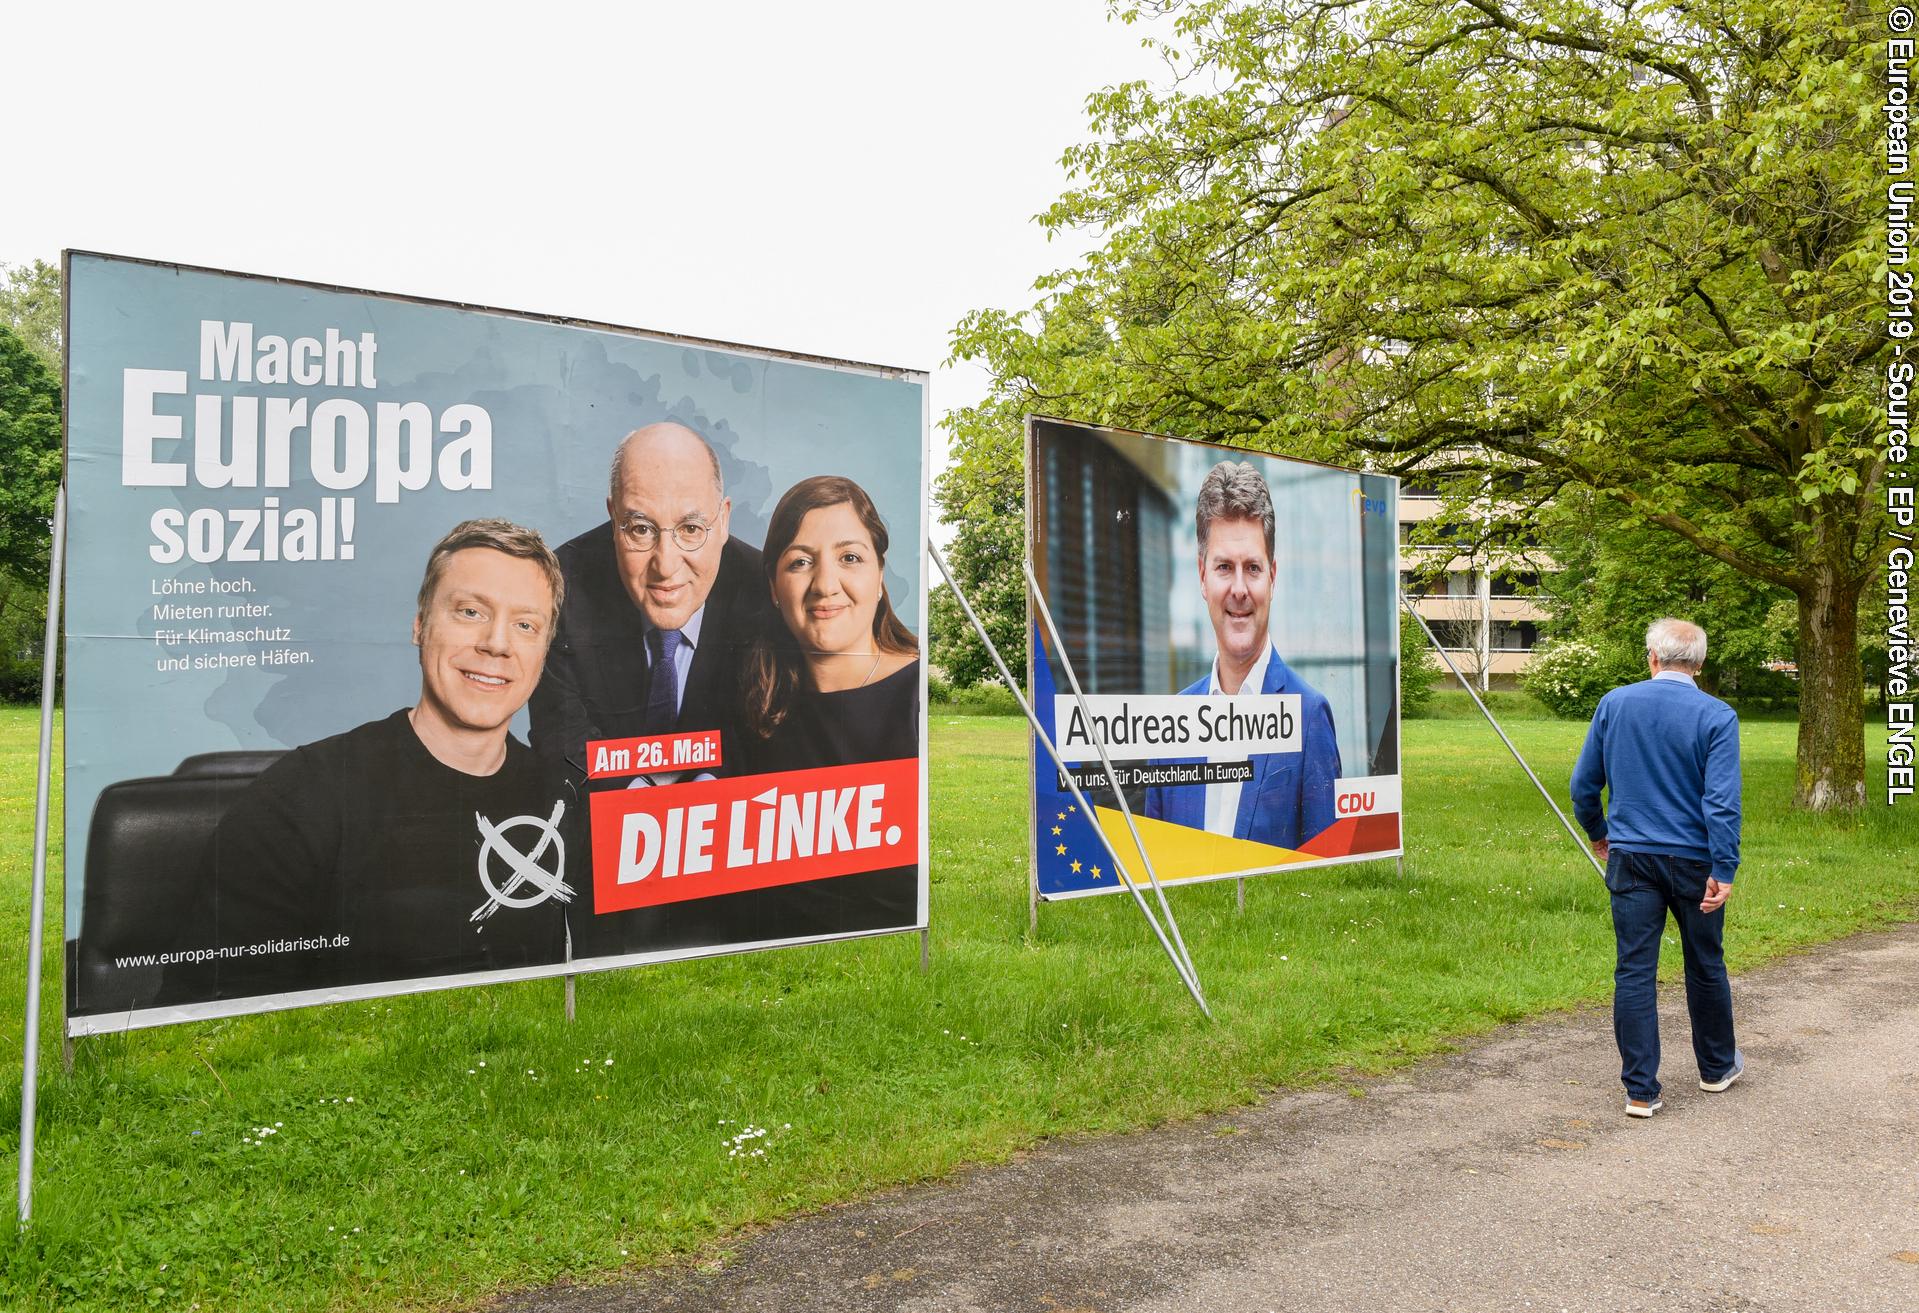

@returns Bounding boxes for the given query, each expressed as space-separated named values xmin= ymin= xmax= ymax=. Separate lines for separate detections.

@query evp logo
xmin=1350 ymin=487 xmax=1388 ymax=517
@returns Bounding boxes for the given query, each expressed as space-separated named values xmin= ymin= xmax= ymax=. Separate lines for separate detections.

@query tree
xmin=0 ymin=260 xmax=62 ymax=375
xmin=1399 ymin=608 xmax=1441 ymax=715
xmin=0 ymin=324 xmax=62 ymax=588
xmin=952 ymin=0 xmax=1884 ymax=809
xmin=931 ymin=397 xmax=1029 ymax=686
xmin=1536 ymin=486 xmax=1800 ymax=703
xmin=0 ymin=569 xmax=50 ymax=701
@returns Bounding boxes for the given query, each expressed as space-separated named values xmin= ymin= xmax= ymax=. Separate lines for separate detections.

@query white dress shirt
xmin=1204 ymin=643 xmax=1274 ymax=836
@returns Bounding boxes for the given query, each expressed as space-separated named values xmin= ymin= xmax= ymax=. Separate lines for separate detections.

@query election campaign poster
xmin=63 ymin=252 xmax=928 ymax=1034
xmin=1027 ymin=416 xmax=1401 ymax=899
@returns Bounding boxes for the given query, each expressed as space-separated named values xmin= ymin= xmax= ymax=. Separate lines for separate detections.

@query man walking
xmin=1571 ymin=618 xmax=1744 ymax=1117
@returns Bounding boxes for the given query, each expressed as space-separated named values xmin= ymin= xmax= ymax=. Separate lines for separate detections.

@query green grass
xmin=3 ymin=706 xmax=1915 ymax=1310
xmin=1413 ymin=686 xmax=1553 ymax=720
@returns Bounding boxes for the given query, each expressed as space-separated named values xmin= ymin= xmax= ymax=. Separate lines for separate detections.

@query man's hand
xmin=1591 ymin=838 xmax=1610 ymax=863
xmin=1701 ymin=878 xmax=1732 ymax=913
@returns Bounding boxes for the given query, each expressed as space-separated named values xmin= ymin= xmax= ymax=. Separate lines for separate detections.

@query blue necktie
xmin=642 ymin=628 xmax=683 ymax=736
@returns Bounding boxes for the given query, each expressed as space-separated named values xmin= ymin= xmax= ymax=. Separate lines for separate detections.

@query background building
xmin=1397 ymin=480 xmax=1550 ymax=691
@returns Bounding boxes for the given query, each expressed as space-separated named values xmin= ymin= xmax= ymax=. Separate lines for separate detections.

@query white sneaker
xmin=1626 ymin=1098 xmax=1663 ymax=1118
xmin=1700 ymin=1053 xmax=1745 ymax=1093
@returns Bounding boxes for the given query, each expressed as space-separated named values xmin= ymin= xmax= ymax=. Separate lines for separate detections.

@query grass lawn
xmin=2 ymin=706 xmax=1914 ymax=1310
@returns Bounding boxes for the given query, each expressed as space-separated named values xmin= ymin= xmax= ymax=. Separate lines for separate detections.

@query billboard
xmin=63 ymin=252 xmax=928 ymax=1034
xmin=1026 ymin=417 xmax=1401 ymax=899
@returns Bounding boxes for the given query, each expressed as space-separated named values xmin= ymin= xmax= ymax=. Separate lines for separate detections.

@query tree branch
xmin=1455 ymin=0 xmax=1717 ymax=118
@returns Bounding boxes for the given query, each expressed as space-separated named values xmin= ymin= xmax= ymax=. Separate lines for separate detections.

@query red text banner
xmin=589 ymin=758 xmax=919 ymax=912
xmin=586 ymin=730 xmax=723 ymax=779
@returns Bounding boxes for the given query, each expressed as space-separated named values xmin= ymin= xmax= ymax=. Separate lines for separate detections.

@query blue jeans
xmin=1606 ymin=849 xmax=1738 ymax=1101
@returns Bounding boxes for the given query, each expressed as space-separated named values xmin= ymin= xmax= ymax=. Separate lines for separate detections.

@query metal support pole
xmin=564 ymin=975 xmax=576 ymax=1023
xmin=1236 ymin=878 xmax=1245 ymax=913
xmin=918 ymin=928 xmax=930 ymax=973
xmin=1023 ymin=562 xmax=1202 ymax=991
xmin=19 ymin=484 xmax=67 ymax=1228
xmin=1401 ymin=594 xmax=1603 ymax=877
xmin=931 ymin=543 xmax=1211 ymax=1018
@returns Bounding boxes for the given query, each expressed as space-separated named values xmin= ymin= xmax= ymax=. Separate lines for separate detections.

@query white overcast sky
xmin=1 ymin=0 xmax=1168 ymax=520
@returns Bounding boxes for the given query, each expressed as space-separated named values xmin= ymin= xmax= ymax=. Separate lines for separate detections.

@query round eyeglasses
xmin=618 ymin=517 xmax=711 ymax=553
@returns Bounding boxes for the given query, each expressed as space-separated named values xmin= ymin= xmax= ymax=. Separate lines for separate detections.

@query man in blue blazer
xmin=1144 ymin=461 xmax=1340 ymax=849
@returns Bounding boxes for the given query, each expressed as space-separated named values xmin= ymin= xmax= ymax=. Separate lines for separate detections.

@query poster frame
xmin=1023 ymin=413 xmax=1404 ymax=903
xmin=59 ymin=249 xmax=932 ymax=1035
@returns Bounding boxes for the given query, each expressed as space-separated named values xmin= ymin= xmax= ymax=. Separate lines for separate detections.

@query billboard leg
xmin=564 ymin=975 xmax=576 ymax=1023
xmin=1400 ymin=595 xmax=1603 ymax=878
xmin=1236 ymin=878 xmax=1245 ymax=914
xmin=1028 ymin=869 xmax=1038 ymax=938
xmin=930 ymin=543 xmax=1212 ymax=1019
xmin=1397 ymin=856 xmax=1405 ymax=880
xmin=919 ymin=928 xmax=930 ymax=974
xmin=61 ymin=1036 xmax=73 ymax=1076
xmin=18 ymin=484 xmax=66 ymax=1229
xmin=1024 ymin=562 xmax=1204 ymax=993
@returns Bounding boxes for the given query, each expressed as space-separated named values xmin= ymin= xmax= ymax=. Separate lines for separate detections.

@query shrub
xmin=0 ymin=656 xmax=43 ymax=703
xmin=1522 ymin=640 xmax=1636 ymax=719
xmin=937 ymin=681 xmax=1022 ymax=716
xmin=1399 ymin=616 xmax=1440 ymax=718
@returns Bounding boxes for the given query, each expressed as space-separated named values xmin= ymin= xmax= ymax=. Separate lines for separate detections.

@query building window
xmin=1489 ymin=620 xmax=1540 ymax=651
xmin=1490 ymin=570 xmax=1540 ymax=595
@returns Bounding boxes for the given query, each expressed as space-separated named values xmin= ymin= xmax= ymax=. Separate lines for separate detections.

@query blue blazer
xmin=1143 ymin=649 xmax=1341 ymax=850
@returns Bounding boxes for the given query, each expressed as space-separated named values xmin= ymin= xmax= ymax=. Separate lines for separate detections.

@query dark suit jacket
xmin=529 ymin=525 xmax=907 ymax=958
xmin=1142 ymin=648 xmax=1341 ymax=850
xmin=528 ymin=523 xmax=768 ymax=784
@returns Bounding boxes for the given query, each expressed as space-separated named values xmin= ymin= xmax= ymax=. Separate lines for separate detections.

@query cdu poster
xmin=1026 ymin=417 xmax=1402 ymax=899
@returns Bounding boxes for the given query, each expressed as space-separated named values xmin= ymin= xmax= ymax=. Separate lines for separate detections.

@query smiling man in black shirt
xmin=197 ymin=519 xmax=573 ymax=1001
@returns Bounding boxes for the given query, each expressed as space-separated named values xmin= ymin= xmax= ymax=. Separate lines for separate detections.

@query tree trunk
xmin=1793 ymin=567 xmax=1866 ymax=811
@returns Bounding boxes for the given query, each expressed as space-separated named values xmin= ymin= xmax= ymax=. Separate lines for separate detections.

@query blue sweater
xmin=1570 ymin=673 xmax=1742 ymax=883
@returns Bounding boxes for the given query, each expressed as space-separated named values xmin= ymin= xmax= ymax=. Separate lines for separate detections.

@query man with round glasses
xmin=529 ymin=422 xmax=774 ymax=956
xmin=532 ymin=421 xmax=770 ymax=780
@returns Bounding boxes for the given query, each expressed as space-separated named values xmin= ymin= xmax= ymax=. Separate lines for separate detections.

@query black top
xmin=739 ymin=659 xmax=921 ymax=774
xmin=196 ymin=710 xmax=569 ymax=996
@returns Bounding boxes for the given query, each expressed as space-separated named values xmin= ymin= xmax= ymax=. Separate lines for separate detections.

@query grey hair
xmin=1195 ymin=461 xmax=1276 ymax=560
xmin=608 ymin=424 xmax=724 ymax=502
xmin=1646 ymin=617 xmax=1707 ymax=671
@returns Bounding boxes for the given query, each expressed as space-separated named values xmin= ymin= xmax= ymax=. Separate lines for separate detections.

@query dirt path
xmin=493 ymin=923 xmax=1919 ymax=1313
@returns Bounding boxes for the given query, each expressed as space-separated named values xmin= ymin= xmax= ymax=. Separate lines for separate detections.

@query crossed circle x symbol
xmin=471 ymin=799 xmax=573 ymax=921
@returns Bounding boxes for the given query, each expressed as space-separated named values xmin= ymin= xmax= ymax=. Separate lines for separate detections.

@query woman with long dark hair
xmin=739 ymin=475 xmax=919 ymax=772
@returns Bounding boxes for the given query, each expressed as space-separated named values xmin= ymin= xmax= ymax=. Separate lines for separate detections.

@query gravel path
xmin=492 ymin=922 xmax=1919 ymax=1313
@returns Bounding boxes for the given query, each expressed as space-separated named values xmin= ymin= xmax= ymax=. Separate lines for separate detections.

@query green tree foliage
xmin=0 ymin=570 xmax=51 ymax=701
xmin=950 ymin=0 xmax=1883 ymax=809
xmin=1398 ymin=605 xmax=1440 ymax=717
xmin=0 ymin=259 xmax=63 ymax=374
xmin=931 ymin=398 xmax=1028 ymax=686
xmin=0 ymin=324 xmax=62 ymax=587
xmin=1537 ymin=487 xmax=1800 ymax=705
